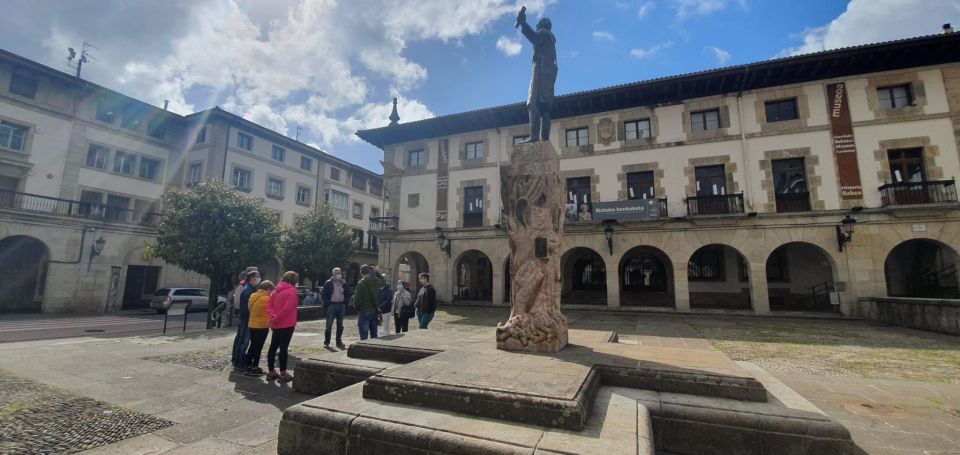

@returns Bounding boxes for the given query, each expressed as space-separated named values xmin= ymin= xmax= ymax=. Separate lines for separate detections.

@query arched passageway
xmin=766 ymin=242 xmax=835 ymax=311
xmin=0 ymin=236 xmax=49 ymax=313
xmin=345 ymin=262 xmax=361 ymax=287
xmin=257 ymin=258 xmax=283 ymax=283
xmin=395 ymin=252 xmax=430 ymax=292
xmin=688 ymin=244 xmax=751 ymax=310
xmin=561 ymin=247 xmax=606 ymax=305
xmin=620 ymin=246 xmax=674 ymax=308
xmin=454 ymin=250 xmax=492 ymax=302
xmin=885 ymin=239 xmax=959 ymax=298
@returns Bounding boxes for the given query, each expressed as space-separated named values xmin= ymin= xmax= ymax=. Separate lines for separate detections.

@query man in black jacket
xmin=320 ymin=267 xmax=353 ymax=349
xmin=414 ymin=272 xmax=437 ymax=329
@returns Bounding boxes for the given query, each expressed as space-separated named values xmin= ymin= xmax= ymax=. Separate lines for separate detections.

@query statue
xmin=516 ymin=6 xmax=557 ymax=143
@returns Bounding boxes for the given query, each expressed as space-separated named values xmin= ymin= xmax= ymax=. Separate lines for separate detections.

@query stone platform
xmin=280 ymin=328 xmax=854 ymax=454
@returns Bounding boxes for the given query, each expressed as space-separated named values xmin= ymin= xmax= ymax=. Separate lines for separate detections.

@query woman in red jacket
xmin=266 ymin=271 xmax=299 ymax=382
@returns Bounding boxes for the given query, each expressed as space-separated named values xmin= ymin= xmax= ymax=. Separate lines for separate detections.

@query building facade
xmin=0 ymin=49 xmax=383 ymax=314
xmin=359 ymin=32 xmax=960 ymax=315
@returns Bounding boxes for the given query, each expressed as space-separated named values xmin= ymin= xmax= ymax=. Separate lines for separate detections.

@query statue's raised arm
xmin=515 ymin=6 xmax=557 ymax=143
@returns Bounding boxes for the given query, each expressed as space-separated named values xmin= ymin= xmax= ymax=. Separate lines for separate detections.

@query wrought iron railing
xmin=685 ymin=193 xmax=745 ymax=216
xmin=0 ymin=189 xmax=160 ymax=227
xmin=775 ymin=192 xmax=811 ymax=213
xmin=879 ymin=179 xmax=957 ymax=206
xmin=368 ymin=215 xmax=398 ymax=231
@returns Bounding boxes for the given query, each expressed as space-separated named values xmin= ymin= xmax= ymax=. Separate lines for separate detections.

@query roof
xmin=356 ymin=32 xmax=960 ymax=149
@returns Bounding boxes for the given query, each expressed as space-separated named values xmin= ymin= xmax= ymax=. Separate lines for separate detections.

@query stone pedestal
xmin=496 ymin=141 xmax=568 ymax=352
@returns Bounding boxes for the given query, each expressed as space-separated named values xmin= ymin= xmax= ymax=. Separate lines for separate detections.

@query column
xmin=605 ymin=263 xmax=620 ymax=309
xmin=674 ymin=266 xmax=690 ymax=312
xmin=749 ymin=263 xmax=770 ymax=313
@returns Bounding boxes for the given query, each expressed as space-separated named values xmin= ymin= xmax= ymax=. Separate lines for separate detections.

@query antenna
xmin=295 ymin=125 xmax=302 ymax=141
xmin=67 ymin=41 xmax=97 ymax=79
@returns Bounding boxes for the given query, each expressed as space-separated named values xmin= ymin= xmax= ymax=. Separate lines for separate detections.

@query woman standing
xmin=245 ymin=280 xmax=273 ymax=376
xmin=392 ymin=280 xmax=413 ymax=333
xmin=266 ymin=271 xmax=299 ymax=382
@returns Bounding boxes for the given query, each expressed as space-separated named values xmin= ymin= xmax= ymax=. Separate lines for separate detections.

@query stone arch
xmin=258 ymin=258 xmax=283 ymax=284
xmin=766 ymin=242 xmax=837 ymax=311
xmin=394 ymin=252 xmax=430 ymax=290
xmin=0 ymin=235 xmax=49 ymax=313
xmin=884 ymin=239 xmax=959 ymax=298
xmin=452 ymin=249 xmax=493 ymax=302
xmin=619 ymin=245 xmax=674 ymax=308
xmin=561 ymin=247 xmax=607 ymax=306
xmin=687 ymin=243 xmax=751 ymax=310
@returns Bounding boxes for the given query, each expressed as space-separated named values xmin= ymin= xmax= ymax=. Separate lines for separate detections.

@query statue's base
xmin=281 ymin=328 xmax=854 ymax=454
xmin=495 ymin=312 xmax=569 ymax=352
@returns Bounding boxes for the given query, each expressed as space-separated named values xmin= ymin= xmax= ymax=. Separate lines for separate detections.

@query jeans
xmin=246 ymin=328 xmax=269 ymax=368
xmin=358 ymin=313 xmax=379 ymax=340
xmin=267 ymin=327 xmax=295 ymax=371
xmin=324 ymin=303 xmax=345 ymax=345
xmin=416 ymin=309 xmax=434 ymax=329
xmin=394 ymin=314 xmax=409 ymax=333
xmin=231 ymin=320 xmax=251 ymax=368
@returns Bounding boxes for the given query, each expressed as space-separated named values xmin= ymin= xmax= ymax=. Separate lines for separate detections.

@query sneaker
xmin=279 ymin=372 xmax=294 ymax=383
xmin=323 ymin=343 xmax=330 ymax=348
xmin=266 ymin=371 xmax=280 ymax=380
xmin=246 ymin=367 xmax=265 ymax=376
xmin=336 ymin=342 xmax=346 ymax=349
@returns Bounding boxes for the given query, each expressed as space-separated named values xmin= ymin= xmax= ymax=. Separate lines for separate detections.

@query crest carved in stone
xmin=597 ymin=118 xmax=616 ymax=145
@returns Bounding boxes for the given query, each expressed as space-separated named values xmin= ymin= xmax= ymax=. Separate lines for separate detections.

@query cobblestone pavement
xmin=0 ymin=307 xmax=957 ymax=454
xmin=0 ymin=370 xmax=174 ymax=454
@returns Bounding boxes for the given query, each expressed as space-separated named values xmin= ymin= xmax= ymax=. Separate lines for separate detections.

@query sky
xmin=3 ymin=0 xmax=959 ymax=173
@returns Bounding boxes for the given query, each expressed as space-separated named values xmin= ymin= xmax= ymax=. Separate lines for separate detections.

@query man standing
xmin=516 ymin=7 xmax=557 ymax=142
xmin=321 ymin=267 xmax=352 ymax=349
xmin=231 ymin=269 xmax=259 ymax=371
xmin=414 ymin=272 xmax=438 ymax=329
xmin=352 ymin=264 xmax=386 ymax=340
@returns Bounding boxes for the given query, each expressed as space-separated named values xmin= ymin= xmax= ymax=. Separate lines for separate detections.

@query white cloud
xmin=637 ymin=1 xmax=656 ymax=20
xmin=672 ymin=0 xmax=746 ymax=19
xmin=616 ymin=1 xmax=630 ymax=9
xmin=781 ymin=0 xmax=960 ymax=56
xmin=706 ymin=46 xmax=731 ymax=64
xmin=593 ymin=31 xmax=616 ymax=41
xmin=629 ymin=41 xmax=673 ymax=59
xmin=497 ymin=36 xmax=522 ymax=56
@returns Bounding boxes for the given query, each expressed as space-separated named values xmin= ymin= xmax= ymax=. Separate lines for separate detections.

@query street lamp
xmin=836 ymin=214 xmax=856 ymax=252
xmin=436 ymin=227 xmax=451 ymax=257
xmin=603 ymin=220 xmax=615 ymax=256
xmin=92 ymin=236 xmax=106 ymax=257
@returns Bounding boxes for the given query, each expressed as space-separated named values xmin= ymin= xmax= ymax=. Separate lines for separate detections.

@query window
xmin=296 ymin=185 xmax=311 ymax=206
xmin=370 ymin=206 xmax=380 ymax=219
xmin=764 ymin=98 xmax=799 ymax=122
xmin=85 ymin=144 xmax=108 ymax=169
xmin=695 ymin=165 xmax=726 ymax=196
xmin=0 ymin=121 xmax=28 ymax=152
xmin=237 ymin=132 xmax=253 ymax=151
xmin=565 ymin=127 xmax=588 ymax=147
xmin=96 ymin=98 xmax=117 ymax=123
xmin=188 ymin=163 xmax=203 ymax=184
xmin=772 ymin=158 xmax=809 ymax=212
xmin=354 ymin=229 xmax=364 ymax=249
xmin=624 ymin=119 xmax=651 ymax=140
xmin=408 ymin=149 xmax=425 ymax=167
xmin=300 ymin=156 xmax=312 ymax=172
xmin=328 ymin=190 xmax=348 ymax=219
xmin=688 ymin=246 xmax=724 ymax=281
xmin=369 ymin=179 xmax=383 ymax=196
xmin=272 ymin=146 xmax=285 ymax=162
xmin=888 ymin=148 xmax=925 ymax=183
xmin=352 ymin=173 xmax=367 ymax=191
xmin=273 ymin=211 xmax=283 ymax=224
xmin=330 ymin=167 xmax=340 ymax=181
xmin=353 ymin=201 xmax=364 ymax=219
xmin=691 ymin=109 xmax=720 ymax=132
xmin=113 ymin=151 xmax=136 ymax=175
xmin=463 ymin=186 xmax=484 ymax=227
xmin=465 ymin=141 xmax=484 ymax=160
xmin=121 ymin=104 xmax=146 ymax=131
xmin=513 ymin=135 xmax=530 ymax=145
xmin=566 ymin=177 xmax=592 ymax=221
xmin=878 ymin=84 xmax=912 ymax=110
xmin=9 ymin=70 xmax=38 ymax=99
xmin=266 ymin=177 xmax=284 ymax=199
xmin=147 ymin=117 xmax=167 ymax=139
xmin=368 ymin=233 xmax=379 ymax=251
xmin=408 ymin=193 xmax=420 ymax=208
xmin=195 ymin=126 xmax=206 ymax=144
xmin=626 ymin=171 xmax=655 ymax=200
xmin=138 ymin=156 xmax=162 ymax=181
xmin=232 ymin=167 xmax=252 ymax=191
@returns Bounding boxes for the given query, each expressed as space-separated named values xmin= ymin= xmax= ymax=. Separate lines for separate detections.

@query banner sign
xmin=592 ymin=199 xmax=662 ymax=221
xmin=826 ymin=82 xmax=863 ymax=200
xmin=436 ymin=139 xmax=449 ymax=224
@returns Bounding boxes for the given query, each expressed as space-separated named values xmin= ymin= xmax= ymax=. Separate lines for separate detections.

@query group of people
xmin=230 ymin=266 xmax=299 ymax=381
xmin=229 ymin=264 xmax=438 ymax=379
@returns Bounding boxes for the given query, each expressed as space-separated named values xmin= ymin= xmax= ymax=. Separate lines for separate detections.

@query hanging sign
xmin=436 ymin=139 xmax=449 ymax=223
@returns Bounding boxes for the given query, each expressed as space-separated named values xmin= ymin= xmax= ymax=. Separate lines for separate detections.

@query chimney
xmin=162 ymin=99 xmax=169 ymax=110
xmin=943 ymin=23 xmax=954 ymax=34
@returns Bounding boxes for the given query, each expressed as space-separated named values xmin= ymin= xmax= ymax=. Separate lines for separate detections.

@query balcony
xmin=368 ymin=215 xmax=399 ymax=232
xmin=775 ymin=192 xmax=811 ymax=213
xmin=879 ymin=179 xmax=957 ymax=206
xmin=685 ymin=193 xmax=745 ymax=216
xmin=0 ymin=189 xmax=160 ymax=227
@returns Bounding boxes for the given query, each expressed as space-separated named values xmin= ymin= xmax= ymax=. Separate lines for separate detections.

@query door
xmin=122 ymin=266 xmax=160 ymax=309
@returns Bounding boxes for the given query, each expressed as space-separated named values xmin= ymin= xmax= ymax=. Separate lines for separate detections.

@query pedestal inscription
xmin=496 ymin=141 xmax=568 ymax=352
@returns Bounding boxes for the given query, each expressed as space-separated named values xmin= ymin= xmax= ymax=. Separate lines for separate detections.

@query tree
xmin=280 ymin=205 xmax=355 ymax=288
xmin=151 ymin=180 xmax=282 ymax=328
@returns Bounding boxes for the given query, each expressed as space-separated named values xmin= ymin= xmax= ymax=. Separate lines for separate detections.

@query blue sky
xmin=4 ymin=0 xmax=959 ymax=173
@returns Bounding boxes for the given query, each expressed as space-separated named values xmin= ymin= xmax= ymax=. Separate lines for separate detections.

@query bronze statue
xmin=516 ymin=6 xmax=557 ymax=143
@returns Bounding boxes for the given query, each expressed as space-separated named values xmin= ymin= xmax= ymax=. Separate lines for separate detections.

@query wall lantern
xmin=836 ymin=214 xmax=856 ymax=252
xmin=435 ymin=227 xmax=451 ymax=257
xmin=603 ymin=220 xmax=615 ymax=256
xmin=92 ymin=236 xmax=106 ymax=257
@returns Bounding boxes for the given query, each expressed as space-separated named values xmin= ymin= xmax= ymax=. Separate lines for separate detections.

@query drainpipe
xmin=736 ymin=66 xmax=753 ymax=211
xmin=495 ymin=126 xmax=503 ymax=226
xmin=221 ymin=124 xmax=231 ymax=181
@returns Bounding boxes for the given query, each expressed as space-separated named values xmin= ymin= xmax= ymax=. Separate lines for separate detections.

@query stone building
xmin=358 ymin=31 xmax=960 ymax=315
xmin=0 ymin=49 xmax=383 ymax=314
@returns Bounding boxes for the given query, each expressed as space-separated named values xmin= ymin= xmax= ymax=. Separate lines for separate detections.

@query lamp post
xmin=603 ymin=221 xmax=615 ymax=256
xmin=88 ymin=236 xmax=106 ymax=271
xmin=836 ymin=214 xmax=856 ymax=252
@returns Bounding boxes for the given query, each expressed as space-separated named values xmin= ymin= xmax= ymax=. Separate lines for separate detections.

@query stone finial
xmin=389 ymin=97 xmax=400 ymax=126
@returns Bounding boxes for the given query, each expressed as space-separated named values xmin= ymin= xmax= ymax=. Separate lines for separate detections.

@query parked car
xmin=150 ymin=288 xmax=227 ymax=313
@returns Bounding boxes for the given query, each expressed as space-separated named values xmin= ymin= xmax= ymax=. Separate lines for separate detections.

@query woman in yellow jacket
xmin=244 ymin=280 xmax=273 ymax=376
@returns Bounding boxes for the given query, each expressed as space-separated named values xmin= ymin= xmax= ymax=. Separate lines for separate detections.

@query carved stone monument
xmin=496 ymin=141 xmax=568 ymax=352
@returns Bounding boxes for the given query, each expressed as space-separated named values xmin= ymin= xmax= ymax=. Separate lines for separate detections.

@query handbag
xmin=399 ymin=303 xmax=416 ymax=319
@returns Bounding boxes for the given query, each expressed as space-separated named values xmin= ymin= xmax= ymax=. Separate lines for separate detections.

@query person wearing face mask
xmin=320 ymin=267 xmax=353 ymax=349
xmin=391 ymin=280 xmax=413 ymax=333
xmin=232 ymin=269 xmax=260 ymax=371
